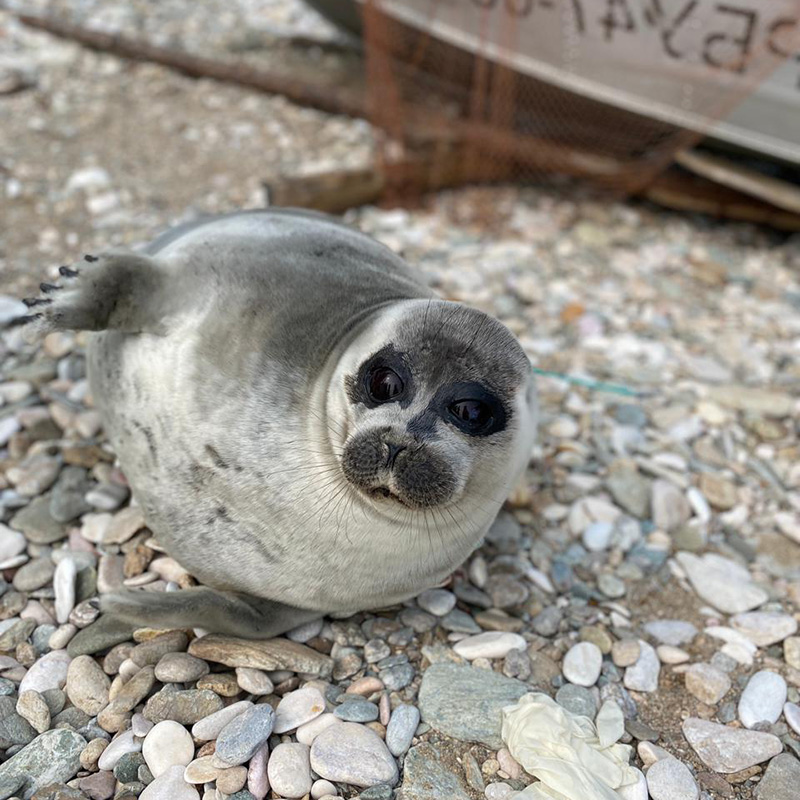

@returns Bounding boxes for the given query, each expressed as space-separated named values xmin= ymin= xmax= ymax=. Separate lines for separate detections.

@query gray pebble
xmin=503 ymin=648 xmax=531 ymax=681
xmin=334 ymin=698 xmax=379 ymax=722
xmin=385 ymin=704 xmax=420 ymax=756
xmin=32 ymin=624 xmax=57 ymax=655
xmin=360 ymin=785 xmax=393 ymax=800
xmin=49 ymin=466 xmax=93 ymax=523
xmin=555 ymin=684 xmax=597 ymax=719
xmin=216 ymin=704 xmax=276 ymax=766
xmin=755 ymin=753 xmax=800 ymax=800
xmin=440 ymin=608 xmax=482 ymax=634
xmin=598 ymin=574 xmax=626 ymax=598
xmin=646 ymin=756 xmax=698 ymax=800
xmin=453 ymin=583 xmax=492 ymax=609
xmin=153 ymin=652 xmax=209 ymax=683
xmin=12 ymin=558 xmax=55 ymax=592
xmin=0 ymin=697 xmax=37 ymax=748
xmin=387 ymin=627 xmax=414 ymax=646
xmin=285 ymin=618 xmax=324 ymax=643
xmin=85 ymin=482 xmax=130 ymax=511
xmin=399 ymin=607 xmax=437 ymax=633
xmin=113 ymin=752 xmax=145 ymax=784
xmin=532 ymin=606 xmax=562 ymax=637
xmin=0 ymin=728 xmax=86 ymax=797
xmin=380 ymin=663 xmax=415 ymax=692
xmin=417 ymin=663 xmax=527 ymax=749
xmin=625 ymin=719 xmax=660 ymax=741
xmin=364 ymin=639 xmax=391 ymax=663
xmin=416 ymin=588 xmax=456 ymax=617
xmin=143 ymin=686 xmax=223 ymax=725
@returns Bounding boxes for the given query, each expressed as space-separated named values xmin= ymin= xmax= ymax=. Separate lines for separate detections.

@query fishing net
xmin=358 ymin=0 xmax=800 ymax=200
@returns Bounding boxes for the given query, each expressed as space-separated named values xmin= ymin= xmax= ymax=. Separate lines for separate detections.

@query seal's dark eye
xmin=368 ymin=367 xmax=404 ymax=403
xmin=449 ymin=399 xmax=492 ymax=430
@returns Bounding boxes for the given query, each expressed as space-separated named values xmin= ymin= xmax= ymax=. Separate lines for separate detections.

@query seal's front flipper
xmin=11 ymin=251 xmax=172 ymax=337
xmin=101 ymin=587 xmax=323 ymax=639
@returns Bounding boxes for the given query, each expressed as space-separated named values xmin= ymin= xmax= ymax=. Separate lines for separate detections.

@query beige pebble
xmin=235 ymin=667 xmax=273 ymax=695
xmin=611 ymin=639 xmax=640 ymax=668
xmin=784 ymin=637 xmax=800 ymax=670
xmin=184 ymin=756 xmax=220 ymax=784
xmin=365 ymin=721 xmax=386 ymax=738
xmin=216 ymin=765 xmax=248 ymax=794
xmin=637 ymin=741 xmax=673 ymax=767
xmin=75 ymin=410 xmax=103 ymax=438
xmin=80 ymin=738 xmax=109 ymax=771
xmin=104 ymin=506 xmax=146 ymax=546
xmin=49 ymin=623 xmax=78 ymax=650
xmin=67 ymin=654 xmax=111 ymax=716
xmin=16 ymin=690 xmax=51 ymax=733
xmin=657 ymin=645 xmax=690 ymax=664
xmin=43 ymin=331 xmax=75 ymax=358
xmin=346 ymin=676 xmax=384 ymax=696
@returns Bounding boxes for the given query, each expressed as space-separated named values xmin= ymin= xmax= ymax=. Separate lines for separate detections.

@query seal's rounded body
xmin=25 ymin=210 xmax=538 ymax=636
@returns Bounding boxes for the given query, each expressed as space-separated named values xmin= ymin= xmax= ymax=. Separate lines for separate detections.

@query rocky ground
xmin=2 ymin=2 xmax=800 ymax=800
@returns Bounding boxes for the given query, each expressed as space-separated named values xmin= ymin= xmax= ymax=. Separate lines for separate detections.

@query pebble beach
xmin=2 ymin=2 xmax=800 ymax=800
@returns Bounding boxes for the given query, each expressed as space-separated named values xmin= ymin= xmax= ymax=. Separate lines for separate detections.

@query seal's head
xmin=327 ymin=299 xmax=537 ymax=513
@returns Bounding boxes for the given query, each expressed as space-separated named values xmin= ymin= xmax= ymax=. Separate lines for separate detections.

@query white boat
xmin=307 ymin=0 xmax=800 ymax=165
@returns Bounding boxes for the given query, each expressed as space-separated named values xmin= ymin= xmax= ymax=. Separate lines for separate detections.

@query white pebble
xmin=140 ymin=764 xmax=199 ymax=800
xmin=53 ymin=557 xmax=77 ymax=624
xmin=267 ymin=742 xmax=312 ymax=799
xmin=311 ymin=779 xmax=338 ymax=799
xmin=562 ymin=642 xmax=603 ymax=687
xmin=143 ymin=720 xmax=195 ymax=777
xmin=784 ymin=702 xmax=800 ymax=736
xmin=273 ymin=687 xmax=326 ymax=733
xmin=738 ymin=670 xmax=786 ymax=728
xmin=624 ymin=640 xmax=660 ymax=693
xmin=0 ymin=417 xmax=21 ymax=447
xmin=645 ymin=757 xmax=698 ymax=800
xmin=19 ymin=649 xmax=71 ymax=695
xmin=452 ymin=632 xmax=527 ymax=660
xmin=98 ymin=729 xmax=142 ymax=771
xmin=656 ymin=646 xmax=689 ymax=665
xmin=296 ymin=713 xmax=342 ymax=746
xmin=582 ymin=521 xmax=614 ymax=552
xmin=0 ymin=524 xmax=26 ymax=562
xmin=730 ymin=612 xmax=798 ymax=647
xmin=191 ymin=701 xmax=253 ymax=740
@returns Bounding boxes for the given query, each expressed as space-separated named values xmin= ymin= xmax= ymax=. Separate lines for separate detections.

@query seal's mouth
xmin=368 ymin=485 xmax=413 ymax=508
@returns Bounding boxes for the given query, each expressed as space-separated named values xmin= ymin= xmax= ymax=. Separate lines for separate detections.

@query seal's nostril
xmin=385 ymin=442 xmax=407 ymax=469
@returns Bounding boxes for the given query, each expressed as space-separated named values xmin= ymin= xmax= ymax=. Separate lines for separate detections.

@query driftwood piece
xmin=264 ymin=142 xmax=523 ymax=213
xmin=15 ymin=13 xmax=366 ymax=119
xmin=675 ymin=149 xmax=800 ymax=215
xmin=645 ymin=167 xmax=800 ymax=232
xmin=265 ymin=168 xmax=385 ymax=213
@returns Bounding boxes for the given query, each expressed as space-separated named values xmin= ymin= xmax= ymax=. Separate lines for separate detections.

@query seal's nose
xmin=385 ymin=442 xmax=407 ymax=469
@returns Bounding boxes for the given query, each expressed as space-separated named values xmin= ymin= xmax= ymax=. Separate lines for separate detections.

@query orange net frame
xmin=361 ymin=0 xmax=800 ymax=199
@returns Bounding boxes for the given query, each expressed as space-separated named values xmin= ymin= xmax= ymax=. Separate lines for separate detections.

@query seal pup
xmin=18 ymin=209 xmax=538 ymax=637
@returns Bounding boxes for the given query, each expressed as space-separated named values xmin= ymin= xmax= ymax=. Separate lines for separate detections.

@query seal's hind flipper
xmin=12 ymin=251 xmax=172 ymax=338
xmin=101 ymin=587 xmax=322 ymax=639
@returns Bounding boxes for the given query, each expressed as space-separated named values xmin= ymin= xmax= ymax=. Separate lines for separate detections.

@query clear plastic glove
xmin=501 ymin=692 xmax=640 ymax=799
